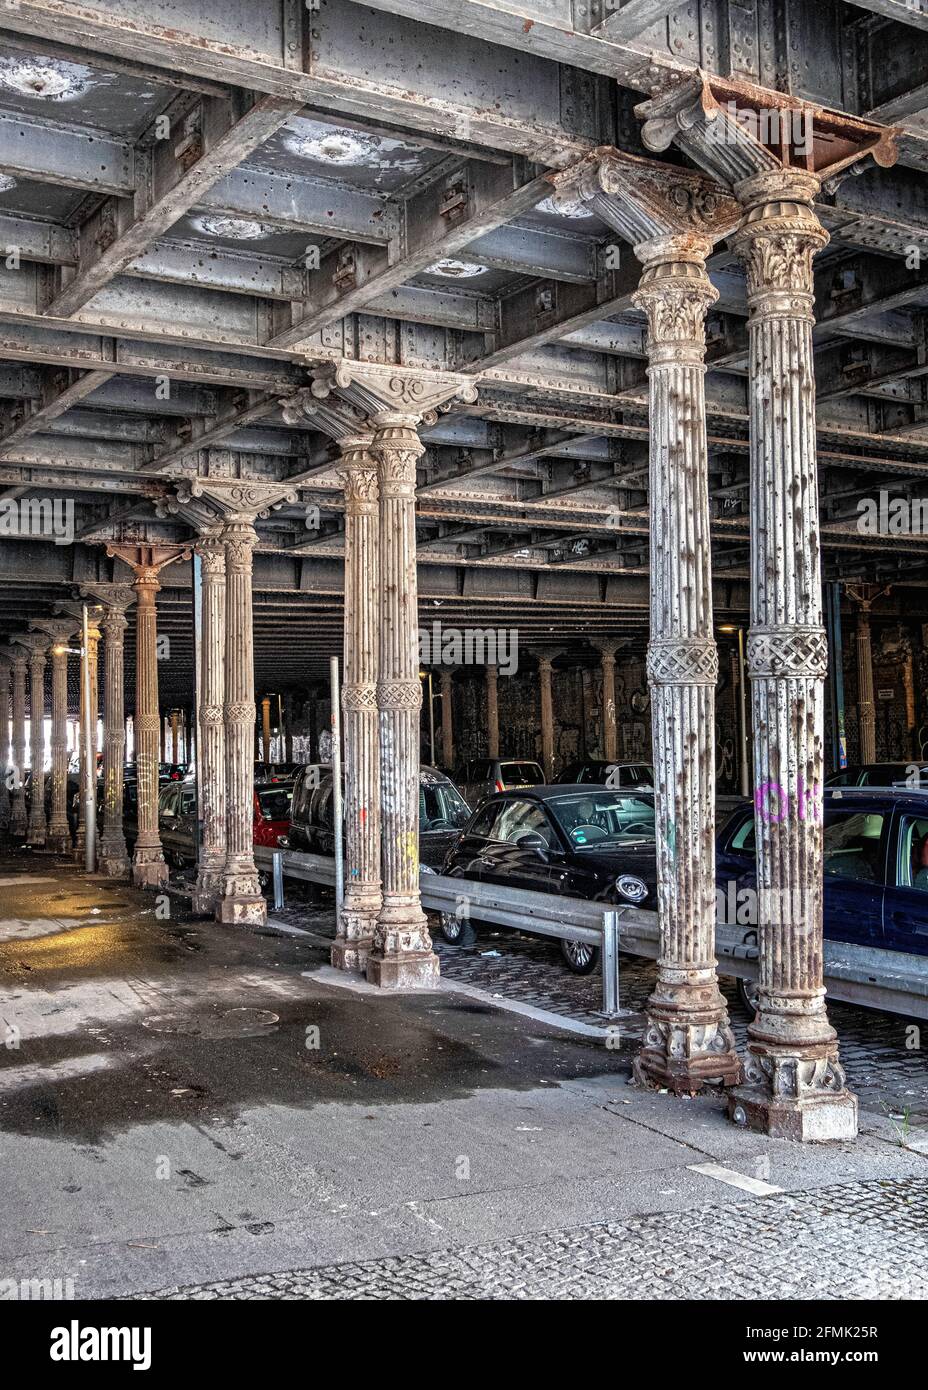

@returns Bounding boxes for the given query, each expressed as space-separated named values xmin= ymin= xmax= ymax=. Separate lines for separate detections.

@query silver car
xmin=456 ymin=757 xmax=546 ymax=809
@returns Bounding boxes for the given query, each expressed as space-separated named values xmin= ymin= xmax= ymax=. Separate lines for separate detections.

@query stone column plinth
xmin=631 ymin=237 xmax=740 ymax=1094
xmin=333 ymin=434 xmax=381 ymax=971
xmin=108 ymin=545 xmax=188 ymax=889
xmin=9 ymin=649 xmax=26 ymax=837
xmin=485 ymin=664 xmax=499 ymax=758
xmin=727 ymin=171 xmax=857 ymax=1141
xmin=193 ymin=532 xmax=227 ymax=915
xmin=218 ymin=520 xmax=265 ymax=926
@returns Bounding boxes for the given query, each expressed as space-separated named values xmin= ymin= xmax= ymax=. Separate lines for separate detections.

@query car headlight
xmin=276 ymin=835 xmax=289 ymax=848
xmin=420 ymin=863 xmax=436 ymax=875
xmin=616 ymin=873 xmax=648 ymax=904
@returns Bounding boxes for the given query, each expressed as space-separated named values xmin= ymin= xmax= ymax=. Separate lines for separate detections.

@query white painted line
xmin=688 ymin=1161 xmax=783 ymax=1196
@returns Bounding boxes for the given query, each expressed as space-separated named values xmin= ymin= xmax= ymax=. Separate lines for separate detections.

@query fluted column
xmin=260 ymin=696 xmax=272 ymax=765
xmin=535 ymin=650 xmax=561 ymax=780
xmin=849 ymin=594 xmax=877 ymax=764
xmin=439 ymin=668 xmax=454 ymax=770
xmin=368 ymin=417 xmax=437 ymax=988
xmin=218 ymin=519 xmax=265 ymax=926
xmin=728 ymin=170 xmax=857 ymax=1140
xmin=192 ymin=531 xmax=227 ymax=915
xmin=9 ymin=649 xmax=26 ymax=836
xmin=31 ymin=620 xmax=79 ymax=855
xmin=107 ymin=545 xmax=188 ymax=889
xmin=485 ymin=664 xmax=499 ymax=758
xmin=0 ymin=657 xmax=10 ymax=832
xmin=74 ymin=616 xmax=100 ymax=861
xmin=25 ymin=638 xmax=48 ymax=847
xmin=333 ymin=434 xmax=381 ymax=971
xmin=99 ymin=608 xmax=129 ymax=877
xmin=631 ymin=237 xmax=740 ymax=1093
xmin=593 ymin=640 xmax=620 ymax=763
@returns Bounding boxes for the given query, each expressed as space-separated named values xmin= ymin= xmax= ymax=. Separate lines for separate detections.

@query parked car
xmin=717 ymin=787 xmax=928 ymax=1007
xmin=287 ymin=764 xmax=471 ymax=868
xmin=440 ymin=784 xmax=928 ymax=987
xmin=440 ymin=785 xmax=658 ymax=971
xmin=157 ymin=780 xmax=294 ymax=883
xmin=159 ymin=762 xmax=189 ymax=783
xmin=253 ymin=761 xmax=307 ymax=783
xmin=455 ymin=758 xmax=546 ymax=809
xmin=825 ymin=762 xmax=928 ymax=788
xmin=555 ymin=760 xmax=654 ymax=789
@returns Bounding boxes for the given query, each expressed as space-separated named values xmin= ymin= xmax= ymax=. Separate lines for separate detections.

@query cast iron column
xmin=218 ymin=519 xmax=266 ymax=926
xmin=439 ymin=668 xmax=454 ymax=770
xmin=193 ymin=530 xmax=227 ymax=915
xmin=632 ymin=235 xmax=740 ymax=1093
xmin=593 ymin=640 xmax=620 ymax=763
xmin=0 ymin=657 xmax=10 ymax=833
xmin=24 ymin=636 xmax=48 ymax=847
xmin=74 ymin=614 xmax=100 ymax=861
xmin=485 ymin=664 xmax=500 ymax=758
xmin=32 ymin=620 xmax=79 ymax=855
xmin=333 ymin=432 xmax=382 ymax=971
xmin=99 ymin=607 xmax=130 ymax=877
xmin=728 ymin=170 xmax=857 ymax=1140
xmin=9 ymin=648 xmax=26 ymax=837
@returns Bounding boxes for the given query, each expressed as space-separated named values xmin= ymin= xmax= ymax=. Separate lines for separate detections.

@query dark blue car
xmin=717 ymin=788 xmax=928 ymax=957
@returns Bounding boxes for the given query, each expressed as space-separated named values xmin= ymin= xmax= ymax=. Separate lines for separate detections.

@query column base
xmin=217 ymin=893 xmax=267 ymax=927
xmin=99 ymin=852 xmax=130 ymax=879
xmin=634 ymin=1015 xmax=742 ymax=1095
xmin=728 ymin=1043 xmax=858 ymax=1141
xmin=132 ymin=849 xmax=168 ymax=889
xmin=365 ymin=949 xmax=440 ymax=990
xmin=26 ymin=829 xmax=47 ymax=849
xmin=46 ymin=832 xmax=71 ymax=854
xmin=331 ymin=903 xmax=378 ymax=972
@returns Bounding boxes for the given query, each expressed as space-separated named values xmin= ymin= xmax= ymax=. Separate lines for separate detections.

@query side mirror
xmin=516 ymin=832 xmax=548 ymax=853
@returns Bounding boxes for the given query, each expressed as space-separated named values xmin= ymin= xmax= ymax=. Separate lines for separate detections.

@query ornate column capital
xmin=78 ymin=581 xmax=136 ymax=615
xmin=634 ymin=71 xmax=897 ymax=190
xmin=548 ymin=146 xmax=739 ymax=261
xmin=31 ymin=617 xmax=79 ymax=652
xmin=107 ymin=543 xmax=190 ymax=594
xmin=12 ymin=630 xmax=50 ymax=665
xmin=167 ymin=477 xmax=297 ymax=529
xmin=533 ymin=646 xmax=564 ymax=674
xmin=309 ymin=360 xmax=478 ymax=429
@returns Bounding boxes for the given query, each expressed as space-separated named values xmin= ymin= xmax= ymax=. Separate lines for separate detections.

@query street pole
xmin=737 ymin=625 xmax=750 ymax=798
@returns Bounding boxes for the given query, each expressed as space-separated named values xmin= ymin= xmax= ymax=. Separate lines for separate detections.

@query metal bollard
xmin=272 ymin=851 xmax=285 ymax=911
xmin=601 ymin=910 xmax=620 ymax=1017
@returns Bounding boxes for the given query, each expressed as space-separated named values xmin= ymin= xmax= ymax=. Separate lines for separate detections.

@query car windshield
xmin=420 ymin=782 xmax=471 ymax=830
xmin=547 ymin=791 xmax=657 ymax=847
xmin=256 ymin=786 xmax=293 ymax=820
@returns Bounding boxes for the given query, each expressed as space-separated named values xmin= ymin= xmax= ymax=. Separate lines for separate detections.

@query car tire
xmin=438 ymin=912 xmax=476 ymax=947
xmin=736 ymin=977 xmax=759 ymax=1014
xmin=560 ymin=938 xmax=600 ymax=974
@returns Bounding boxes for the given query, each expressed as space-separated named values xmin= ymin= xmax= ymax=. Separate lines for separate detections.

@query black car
xmin=440 ymin=785 xmax=657 ymax=972
xmin=825 ymin=762 xmax=928 ymax=789
xmin=555 ymin=760 xmax=654 ymax=789
xmin=288 ymin=764 xmax=472 ymax=869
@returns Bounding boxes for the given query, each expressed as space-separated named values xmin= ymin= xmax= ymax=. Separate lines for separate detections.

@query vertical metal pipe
xmin=330 ymin=655 xmax=344 ymax=914
xmin=428 ymin=670 xmax=435 ymax=766
xmin=82 ymin=605 xmax=96 ymax=872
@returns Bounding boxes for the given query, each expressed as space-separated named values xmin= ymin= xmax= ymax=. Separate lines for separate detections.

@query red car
xmin=252 ymin=782 xmax=293 ymax=847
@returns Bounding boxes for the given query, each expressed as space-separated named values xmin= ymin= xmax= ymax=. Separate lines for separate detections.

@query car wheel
xmin=736 ymin=977 xmax=759 ymax=1014
xmin=438 ymin=912 xmax=476 ymax=947
xmin=560 ymin=938 xmax=600 ymax=974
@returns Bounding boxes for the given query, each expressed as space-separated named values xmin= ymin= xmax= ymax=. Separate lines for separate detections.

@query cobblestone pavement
xmin=272 ymin=898 xmax=928 ymax=1124
xmin=144 ymin=1176 xmax=928 ymax=1300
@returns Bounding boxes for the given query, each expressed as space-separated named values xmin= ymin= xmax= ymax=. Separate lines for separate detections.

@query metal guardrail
xmin=258 ymin=846 xmax=928 ymax=1022
xmin=257 ymin=846 xmax=636 ymax=1015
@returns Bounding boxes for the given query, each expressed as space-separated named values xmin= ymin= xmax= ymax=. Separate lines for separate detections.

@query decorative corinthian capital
xmin=309 ymin=361 xmax=478 ymax=428
xmin=548 ymin=146 xmax=740 ymax=264
xmin=634 ymin=70 xmax=897 ymax=192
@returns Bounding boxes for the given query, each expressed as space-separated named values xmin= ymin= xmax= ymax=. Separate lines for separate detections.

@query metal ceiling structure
xmin=0 ymin=0 xmax=927 ymax=700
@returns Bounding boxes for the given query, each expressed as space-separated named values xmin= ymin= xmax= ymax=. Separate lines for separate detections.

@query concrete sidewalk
xmin=1 ymin=855 xmax=926 ymax=1300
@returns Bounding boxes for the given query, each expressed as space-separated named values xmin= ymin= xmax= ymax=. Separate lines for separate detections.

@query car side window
xmin=731 ymin=815 xmax=756 ymax=853
xmin=468 ymin=802 xmax=500 ymax=838
xmin=493 ymin=799 xmax=555 ymax=847
xmin=896 ymin=815 xmax=928 ymax=891
xmin=181 ymin=789 xmax=196 ymax=815
xmin=823 ymin=810 xmax=886 ymax=883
